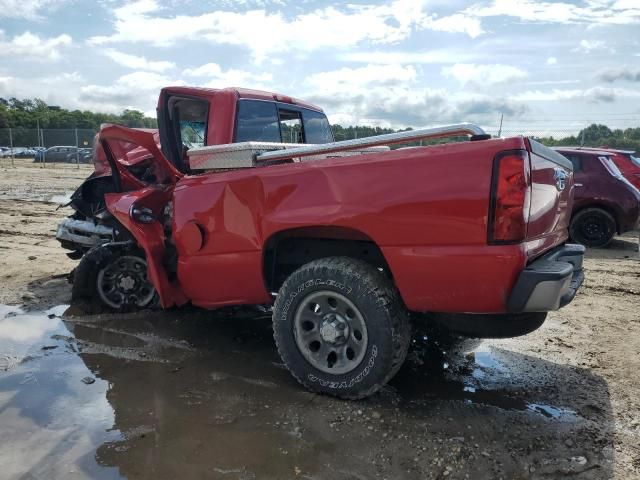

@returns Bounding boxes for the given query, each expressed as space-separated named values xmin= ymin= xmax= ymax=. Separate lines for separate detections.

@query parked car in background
xmin=12 ymin=147 xmax=38 ymax=158
xmin=575 ymin=148 xmax=640 ymax=190
xmin=66 ymin=148 xmax=92 ymax=163
xmin=34 ymin=146 xmax=79 ymax=163
xmin=555 ymin=148 xmax=640 ymax=247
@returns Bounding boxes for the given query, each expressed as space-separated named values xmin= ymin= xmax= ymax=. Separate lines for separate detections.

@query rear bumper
xmin=507 ymin=243 xmax=585 ymax=313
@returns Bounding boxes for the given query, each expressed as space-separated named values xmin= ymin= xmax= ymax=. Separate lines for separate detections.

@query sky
xmin=0 ymin=0 xmax=639 ymax=134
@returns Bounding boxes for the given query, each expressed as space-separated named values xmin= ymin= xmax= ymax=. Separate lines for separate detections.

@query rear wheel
xmin=273 ymin=257 xmax=411 ymax=399
xmin=72 ymin=246 xmax=158 ymax=313
xmin=570 ymin=207 xmax=616 ymax=248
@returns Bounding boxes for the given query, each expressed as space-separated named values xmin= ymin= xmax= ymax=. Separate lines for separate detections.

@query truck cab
xmin=59 ymin=87 xmax=334 ymax=258
xmin=156 ymin=87 xmax=334 ymax=172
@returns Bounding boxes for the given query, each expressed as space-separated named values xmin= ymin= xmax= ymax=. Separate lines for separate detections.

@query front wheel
xmin=72 ymin=245 xmax=158 ymax=313
xmin=570 ymin=207 xmax=616 ymax=248
xmin=272 ymin=257 xmax=411 ymax=399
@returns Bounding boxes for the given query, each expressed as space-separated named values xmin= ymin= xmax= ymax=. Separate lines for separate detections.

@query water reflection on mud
xmin=0 ymin=305 xmax=614 ymax=479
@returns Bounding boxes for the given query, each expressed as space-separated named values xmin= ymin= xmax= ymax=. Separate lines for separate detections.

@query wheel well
xmin=572 ymin=204 xmax=620 ymax=234
xmin=263 ymin=227 xmax=390 ymax=293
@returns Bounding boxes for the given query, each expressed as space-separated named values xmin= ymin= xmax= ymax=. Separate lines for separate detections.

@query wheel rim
xmin=293 ymin=290 xmax=369 ymax=375
xmin=580 ymin=215 xmax=608 ymax=243
xmin=96 ymin=255 xmax=156 ymax=309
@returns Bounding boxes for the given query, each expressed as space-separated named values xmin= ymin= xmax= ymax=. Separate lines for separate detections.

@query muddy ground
xmin=0 ymin=158 xmax=638 ymax=479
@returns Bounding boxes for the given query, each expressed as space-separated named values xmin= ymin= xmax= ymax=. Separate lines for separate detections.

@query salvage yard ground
xmin=0 ymin=159 xmax=638 ymax=479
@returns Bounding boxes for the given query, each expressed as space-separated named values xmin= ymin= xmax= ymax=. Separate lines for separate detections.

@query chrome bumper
xmin=56 ymin=218 xmax=114 ymax=249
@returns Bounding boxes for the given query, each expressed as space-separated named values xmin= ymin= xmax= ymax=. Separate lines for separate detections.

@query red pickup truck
xmin=63 ymin=86 xmax=585 ymax=399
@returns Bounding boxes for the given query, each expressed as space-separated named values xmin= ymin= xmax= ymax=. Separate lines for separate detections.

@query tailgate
xmin=525 ymin=139 xmax=574 ymax=259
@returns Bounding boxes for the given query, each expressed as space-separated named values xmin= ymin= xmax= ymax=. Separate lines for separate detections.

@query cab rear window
xmin=235 ymin=100 xmax=333 ymax=144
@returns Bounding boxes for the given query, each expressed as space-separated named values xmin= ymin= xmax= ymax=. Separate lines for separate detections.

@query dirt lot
xmin=0 ymin=159 xmax=638 ymax=479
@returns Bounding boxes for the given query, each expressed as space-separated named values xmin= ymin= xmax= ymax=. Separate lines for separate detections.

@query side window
xmin=278 ymin=109 xmax=304 ymax=144
xmin=169 ymin=97 xmax=208 ymax=150
xmin=235 ymin=100 xmax=280 ymax=142
xmin=599 ymin=156 xmax=623 ymax=178
xmin=565 ymin=154 xmax=582 ymax=172
xmin=302 ymin=109 xmax=333 ymax=143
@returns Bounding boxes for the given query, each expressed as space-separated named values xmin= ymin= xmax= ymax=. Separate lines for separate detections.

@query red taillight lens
xmin=488 ymin=150 xmax=531 ymax=243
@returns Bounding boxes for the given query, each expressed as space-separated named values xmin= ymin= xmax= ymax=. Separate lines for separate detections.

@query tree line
xmin=1 ymin=97 xmax=639 ymax=151
xmin=0 ymin=97 xmax=157 ymax=130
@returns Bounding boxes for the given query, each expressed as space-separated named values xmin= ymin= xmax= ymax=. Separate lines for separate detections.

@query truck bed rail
xmin=256 ymin=123 xmax=487 ymax=163
xmin=187 ymin=123 xmax=487 ymax=170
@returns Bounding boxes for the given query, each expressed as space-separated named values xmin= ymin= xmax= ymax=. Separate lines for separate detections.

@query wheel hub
xmin=319 ymin=314 xmax=350 ymax=345
xmin=293 ymin=290 xmax=369 ymax=375
xmin=118 ymin=275 xmax=136 ymax=292
xmin=96 ymin=255 xmax=156 ymax=310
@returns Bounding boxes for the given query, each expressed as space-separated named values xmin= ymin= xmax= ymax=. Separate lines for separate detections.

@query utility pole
xmin=9 ymin=127 xmax=14 ymax=167
xmin=75 ymin=128 xmax=80 ymax=169
xmin=498 ymin=113 xmax=504 ymax=138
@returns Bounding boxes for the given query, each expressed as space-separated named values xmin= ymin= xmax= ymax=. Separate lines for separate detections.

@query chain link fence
xmin=1 ymin=125 xmax=638 ymax=167
xmin=0 ymin=128 xmax=98 ymax=167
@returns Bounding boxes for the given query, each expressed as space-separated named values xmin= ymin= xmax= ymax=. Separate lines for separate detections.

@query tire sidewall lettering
xmin=306 ymin=345 xmax=378 ymax=389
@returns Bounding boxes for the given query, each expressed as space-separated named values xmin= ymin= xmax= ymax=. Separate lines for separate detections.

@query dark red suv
xmin=555 ymin=148 xmax=640 ymax=247
xmin=580 ymin=148 xmax=640 ymax=190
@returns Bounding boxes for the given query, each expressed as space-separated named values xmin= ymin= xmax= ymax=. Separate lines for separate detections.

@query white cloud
xmin=78 ymin=71 xmax=184 ymax=112
xmin=511 ymin=86 xmax=640 ymax=103
xmin=546 ymin=56 xmax=557 ymax=65
xmin=303 ymin=66 xmax=526 ymax=127
xmin=183 ymin=62 xmax=272 ymax=88
xmin=424 ymin=13 xmax=484 ymax=38
xmin=576 ymin=39 xmax=607 ymax=53
xmin=465 ymin=0 xmax=640 ymax=26
xmin=441 ymin=63 xmax=527 ymax=86
xmin=305 ymin=65 xmax=417 ymax=92
xmin=89 ymin=0 xmax=485 ymax=62
xmin=0 ymin=71 xmax=85 ymax=107
xmin=0 ymin=31 xmax=72 ymax=60
xmin=598 ymin=67 xmax=640 ymax=82
xmin=338 ymin=50 xmax=475 ymax=65
xmin=103 ymin=49 xmax=175 ymax=72
xmin=0 ymin=0 xmax=68 ymax=20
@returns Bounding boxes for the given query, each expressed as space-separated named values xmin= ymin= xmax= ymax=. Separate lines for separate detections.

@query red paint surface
xmin=170 ymin=136 xmax=573 ymax=313
xmin=93 ymin=88 xmax=576 ymax=314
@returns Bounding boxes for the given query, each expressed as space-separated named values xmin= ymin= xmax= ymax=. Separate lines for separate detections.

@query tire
xmin=272 ymin=257 xmax=412 ymax=400
xmin=72 ymin=245 xmax=158 ymax=314
xmin=570 ymin=208 xmax=616 ymax=248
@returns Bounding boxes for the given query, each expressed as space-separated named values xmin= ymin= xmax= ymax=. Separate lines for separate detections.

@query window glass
xmin=564 ymin=154 xmax=582 ymax=172
xmin=628 ymin=154 xmax=640 ymax=167
xmin=235 ymin=100 xmax=280 ymax=142
xmin=599 ymin=156 xmax=623 ymax=177
xmin=278 ymin=109 xmax=304 ymax=144
xmin=302 ymin=109 xmax=333 ymax=143
xmin=170 ymin=98 xmax=208 ymax=150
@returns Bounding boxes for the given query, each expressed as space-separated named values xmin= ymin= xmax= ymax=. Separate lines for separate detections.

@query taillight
xmin=488 ymin=150 xmax=531 ymax=244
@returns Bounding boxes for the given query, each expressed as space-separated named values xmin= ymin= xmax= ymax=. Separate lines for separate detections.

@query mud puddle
xmin=0 ymin=306 xmax=614 ymax=479
xmin=0 ymin=304 xmax=122 ymax=479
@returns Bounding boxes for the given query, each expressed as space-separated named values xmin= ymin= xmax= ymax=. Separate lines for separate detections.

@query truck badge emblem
xmin=554 ymin=168 xmax=567 ymax=192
